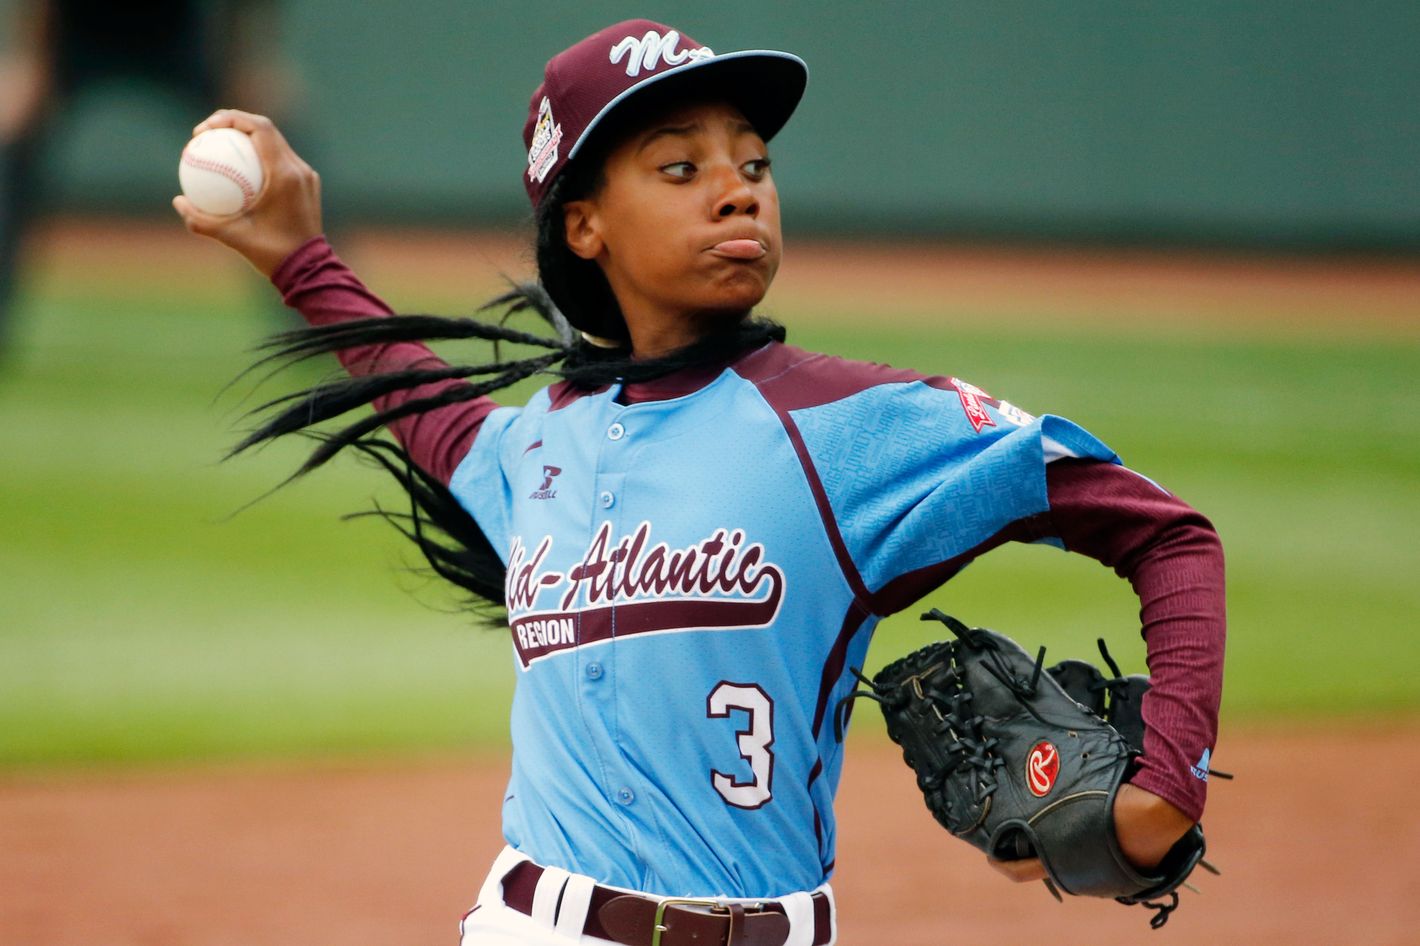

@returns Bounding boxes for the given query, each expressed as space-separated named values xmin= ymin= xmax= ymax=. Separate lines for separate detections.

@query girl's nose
xmin=712 ymin=169 xmax=759 ymax=218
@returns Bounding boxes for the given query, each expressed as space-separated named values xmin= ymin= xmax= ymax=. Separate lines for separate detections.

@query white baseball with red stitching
xmin=178 ymin=128 xmax=264 ymax=216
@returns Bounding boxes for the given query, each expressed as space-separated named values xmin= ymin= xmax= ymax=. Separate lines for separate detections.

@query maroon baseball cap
xmin=522 ymin=19 xmax=808 ymax=208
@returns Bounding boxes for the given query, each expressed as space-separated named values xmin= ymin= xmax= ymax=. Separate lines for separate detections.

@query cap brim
xmin=568 ymin=50 xmax=809 ymax=160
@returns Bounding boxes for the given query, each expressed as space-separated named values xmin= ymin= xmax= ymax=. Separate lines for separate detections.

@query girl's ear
xmin=562 ymin=200 xmax=603 ymax=261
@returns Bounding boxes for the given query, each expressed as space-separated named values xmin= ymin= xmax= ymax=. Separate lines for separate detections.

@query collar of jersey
xmin=612 ymin=340 xmax=774 ymax=405
xmin=615 ymin=364 xmax=730 ymax=404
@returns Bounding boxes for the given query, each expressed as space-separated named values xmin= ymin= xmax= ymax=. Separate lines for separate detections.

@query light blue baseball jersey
xmin=449 ymin=341 xmax=1117 ymax=898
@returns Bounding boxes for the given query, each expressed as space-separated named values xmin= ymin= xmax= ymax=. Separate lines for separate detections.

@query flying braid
xmin=229 ymin=271 xmax=785 ymax=619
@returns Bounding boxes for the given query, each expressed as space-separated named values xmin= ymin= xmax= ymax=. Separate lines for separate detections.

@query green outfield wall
xmin=12 ymin=0 xmax=1420 ymax=248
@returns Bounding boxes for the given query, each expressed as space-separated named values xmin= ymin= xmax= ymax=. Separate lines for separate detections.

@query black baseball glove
xmin=841 ymin=610 xmax=1221 ymax=929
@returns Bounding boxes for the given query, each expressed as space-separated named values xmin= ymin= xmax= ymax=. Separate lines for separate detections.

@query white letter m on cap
xmin=609 ymin=30 xmax=713 ymax=77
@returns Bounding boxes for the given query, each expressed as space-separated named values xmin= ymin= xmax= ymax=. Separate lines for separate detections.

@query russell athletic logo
xmin=1026 ymin=740 xmax=1060 ymax=797
xmin=503 ymin=521 xmax=786 ymax=668
xmin=1190 ymin=747 xmax=1213 ymax=781
xmin=529 ymin=465 xmax=561 ymax=500
xmin=609 ymin=29 xmax=714 ymax=77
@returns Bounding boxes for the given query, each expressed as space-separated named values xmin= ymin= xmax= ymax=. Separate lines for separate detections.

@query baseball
xmin=178 ymin=128 xmax=264 ymax=216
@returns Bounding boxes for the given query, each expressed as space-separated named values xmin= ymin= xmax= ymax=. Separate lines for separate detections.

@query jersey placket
xmin=578 ymin=398 xmax=647 ymax=855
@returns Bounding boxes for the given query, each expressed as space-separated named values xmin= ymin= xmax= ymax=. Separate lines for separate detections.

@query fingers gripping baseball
xmin=173 ymin=109 xmax=323 ymax=277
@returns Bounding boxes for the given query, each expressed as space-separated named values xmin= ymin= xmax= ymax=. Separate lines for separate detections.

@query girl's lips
xmin=709 ymin=239 xmax=767 ymax=260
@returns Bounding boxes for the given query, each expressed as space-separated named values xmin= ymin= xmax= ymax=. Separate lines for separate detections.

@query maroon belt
xmin=501 ymin=860 xmax=833 ymax=946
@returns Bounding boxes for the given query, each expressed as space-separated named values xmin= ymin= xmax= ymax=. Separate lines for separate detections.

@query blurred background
xmin=1 ymin=2 xmax=1417 ymax=945
xmin=10 ymin=1 xmax=1420 ymax=245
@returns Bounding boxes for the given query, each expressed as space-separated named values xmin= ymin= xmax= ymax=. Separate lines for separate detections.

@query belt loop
xmin=554 ymin=872 xmax=595 ymax=940
xmin=726 ymin=902 xmax=748 ymax=946
xmin=820 ymin=885 xmax=838 ymax=945
xmin=532 ymin=865 xmax=570 ymax=929
xmin=779 ymin=890 xmax=815 ymax=946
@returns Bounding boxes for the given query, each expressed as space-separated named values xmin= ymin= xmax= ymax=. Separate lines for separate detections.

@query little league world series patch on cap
xmin=522 ymin=18 xmax=809 ymax=208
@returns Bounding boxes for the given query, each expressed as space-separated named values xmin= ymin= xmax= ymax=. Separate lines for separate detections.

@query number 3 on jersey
xmin=706 ymin=682 xmax=774 ymax=809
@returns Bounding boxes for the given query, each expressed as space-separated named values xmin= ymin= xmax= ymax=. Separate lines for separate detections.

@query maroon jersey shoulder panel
xmin=544 ymin=339 xmax=939 ymax=414
xmin=732 ymin=342 xmax=929 ymax=412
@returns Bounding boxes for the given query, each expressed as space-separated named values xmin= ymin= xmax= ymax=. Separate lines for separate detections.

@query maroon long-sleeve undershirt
xmin=271 ymin=236 xmax=497 ymax=483
xmin=271 ymin=236 xmax=1225 ymax=820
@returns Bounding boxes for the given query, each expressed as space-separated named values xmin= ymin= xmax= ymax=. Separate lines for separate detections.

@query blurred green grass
xmin=1 ymin=262 xmax=1417 ymax=767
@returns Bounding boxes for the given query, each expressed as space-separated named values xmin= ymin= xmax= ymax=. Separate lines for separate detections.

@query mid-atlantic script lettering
xmin=504 ymin=521 xmax=785 ymax=667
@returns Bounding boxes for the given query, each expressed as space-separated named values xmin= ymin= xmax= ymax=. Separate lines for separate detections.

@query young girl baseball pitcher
xmin=174 ymin=19 xmax=1225 ymax=946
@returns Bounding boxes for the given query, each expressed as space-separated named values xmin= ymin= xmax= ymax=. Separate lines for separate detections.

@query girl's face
xmin=562 ymin=100 xmax=782 ymax=352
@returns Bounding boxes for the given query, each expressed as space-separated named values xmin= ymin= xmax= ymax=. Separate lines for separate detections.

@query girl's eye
xmin=743 ymin=158 xmax=772 ymax=180
xmin=661 ymin=161 xmax=695 ymax=179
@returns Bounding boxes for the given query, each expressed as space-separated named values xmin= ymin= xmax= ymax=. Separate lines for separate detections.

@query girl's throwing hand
xmin=172 ymin=109 xmax=322 ymax=277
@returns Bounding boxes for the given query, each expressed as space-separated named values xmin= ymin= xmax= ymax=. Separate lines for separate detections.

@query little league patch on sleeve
xmin=949 ymin=377 xmax=996 ymax=433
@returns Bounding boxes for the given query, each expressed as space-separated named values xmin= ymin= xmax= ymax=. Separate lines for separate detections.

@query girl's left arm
xmin=1045 ymin=458 xmax=1226 ymax=864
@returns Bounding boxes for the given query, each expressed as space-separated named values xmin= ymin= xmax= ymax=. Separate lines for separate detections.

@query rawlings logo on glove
xmin=1026 ymin=741 xmax=1059 ymax=797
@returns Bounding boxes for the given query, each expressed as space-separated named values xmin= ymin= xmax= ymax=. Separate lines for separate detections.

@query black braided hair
xmin=231 ymin=156 xmax=786 ymax=619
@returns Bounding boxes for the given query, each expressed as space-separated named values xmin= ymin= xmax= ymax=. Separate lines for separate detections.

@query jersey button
xmin=599 ymin=490 xmax=615 ymax=509
xmin=586 ymin=661 xmax=604 ymax=680
xmin=607 ymin=422 xmax=626 ymax=441
xmin=615 ymin=787 xmax=635 ymax=806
